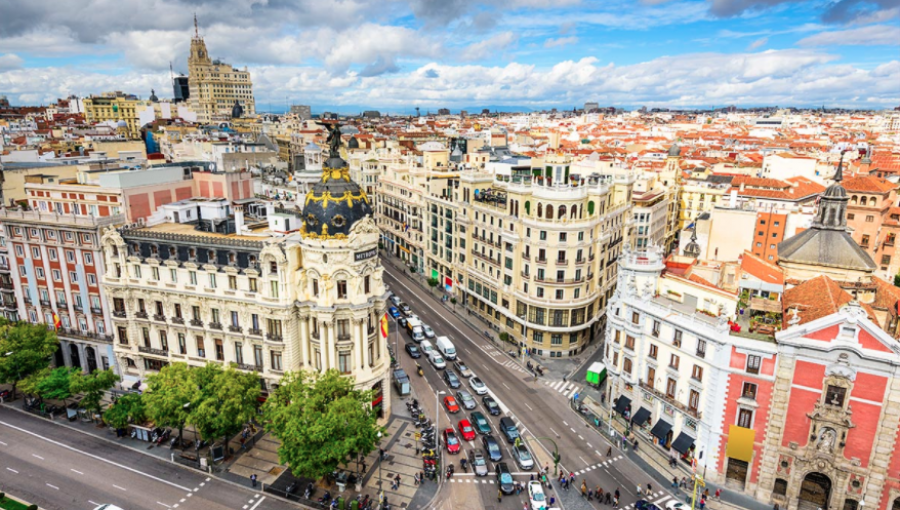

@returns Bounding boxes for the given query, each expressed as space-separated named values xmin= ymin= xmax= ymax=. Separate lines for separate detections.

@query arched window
xmin=871 ymin=197 xmax=878 ymax=207
xmin=525 ymin=201 xmax=531 ymax=215
xmin=860 ymin=196 xmax=867 ymax=206
xmin=558 ymin=205 xmax=566 ymax=218
xmin=546 ymin=205 xmax=553 ymax=220
xmin=571 ymin=205 xmax=578 ymax=218
xmin=588 ymin=201 xmax=595 ymax=216
xmin=537 ymin=203 xmax=543 ymax=218
xmin=851 ymin=195 xmax=858 ymax=204
xmin=773 ymin=478 xmax=787 ymax=496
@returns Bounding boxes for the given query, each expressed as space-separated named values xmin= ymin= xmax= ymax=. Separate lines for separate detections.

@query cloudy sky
xmin=0 ymin=0 xmax=898 ymax=111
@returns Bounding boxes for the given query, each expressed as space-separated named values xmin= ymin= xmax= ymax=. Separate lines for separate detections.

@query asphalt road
xmin=0 ymin=408 xmax=297 ymax=510
xmin=384 ymin=264 xmax=681 ymax=510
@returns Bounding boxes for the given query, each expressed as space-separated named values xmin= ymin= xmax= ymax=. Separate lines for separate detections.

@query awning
xmin=726 ymin=425 xmax=756 ymax=463
xmin=631 ymin=407 xmax=652 ymax=427
xmin=672 ymin=432 xmax=695 ymax=454
xmin=650 ymin=419 xmax=673 ymax=443
xmin=750 ymin=297 xmax=781 ymax=313
xmin=614 ymin=396 xmax=632 ymax=416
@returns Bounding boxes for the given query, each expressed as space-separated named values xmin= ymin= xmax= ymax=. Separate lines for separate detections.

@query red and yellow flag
xmin=53 ymin=313 xmax=61 ymax=329
xmin=380 ymin=312 xmax=389 ymax=340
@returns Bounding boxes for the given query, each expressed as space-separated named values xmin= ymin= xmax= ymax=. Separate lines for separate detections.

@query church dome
xmin=301 ymin=125 xmax=371 ymax=239
xmin=668 ymin=144 xmax=681 ymax=157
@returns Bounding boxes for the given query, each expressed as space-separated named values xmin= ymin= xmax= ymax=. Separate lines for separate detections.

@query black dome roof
xmin=301 ymin=157 xmax=372 ymax=239
xmin=348 ymin=136 xmax=359 ymax=149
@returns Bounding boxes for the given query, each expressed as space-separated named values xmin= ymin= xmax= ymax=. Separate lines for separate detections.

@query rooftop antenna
xmin=169 ymin=61 xmax=174 ymax=85
xmin=193 ymin=13 xmax=199 ymax=38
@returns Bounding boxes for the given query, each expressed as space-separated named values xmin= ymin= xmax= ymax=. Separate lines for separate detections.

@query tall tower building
xmin=187 ymin=15 xmax=255 ymax=123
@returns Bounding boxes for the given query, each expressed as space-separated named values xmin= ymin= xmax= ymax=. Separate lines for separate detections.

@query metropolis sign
xmin=355 ymin=248 xmax=377 ymax=261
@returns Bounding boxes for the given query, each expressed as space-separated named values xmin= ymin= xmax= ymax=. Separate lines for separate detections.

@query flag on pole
xmin=53 ymin=313 xmax=61 ymax=329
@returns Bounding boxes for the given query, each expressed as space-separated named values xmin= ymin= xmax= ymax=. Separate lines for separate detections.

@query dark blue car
xmin=388 ymin=306 xmax=401 ymax=318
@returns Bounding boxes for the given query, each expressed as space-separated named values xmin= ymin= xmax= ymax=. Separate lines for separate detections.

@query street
xmin=0 ymin=408 xmax=295 ymax=510
xmin=384 ymin=263 xmax=683 ymax=510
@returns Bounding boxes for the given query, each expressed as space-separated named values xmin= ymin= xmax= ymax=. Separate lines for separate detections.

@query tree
xmin=18 ymin=367 xmax=51 ymax=397
xmin=191 ymin=365 xmax=260 ymax=443
xmin=103 ymin=393 xmax=146 ymax=430
xmin=0 ymin=321 xmax=59 ymax=399
xmin=263 ymin=370 xmax=383 ymax=480
xmin=70 ymin=369 xmax=118 ymax=418
xmin=143 ymin=363 xmax=195 ymax=443
xmin=894 ymin=273 xmax=900 ymax=287
xmin=428 ymin=278 xmax=439 ymax=288
xmin=36 ymin=366 xmax=76 ymax=402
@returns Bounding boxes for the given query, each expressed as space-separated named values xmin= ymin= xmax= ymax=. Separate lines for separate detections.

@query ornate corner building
xmin=102 ymin=127 xmax=391 ymax=417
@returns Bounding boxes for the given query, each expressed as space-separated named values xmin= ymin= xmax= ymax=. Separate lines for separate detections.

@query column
xmin=60 ymin=340 xmax=73 ymax=368
xmin=357 ymin=319 xmax=365 ymax=372
xmin=326 ymin=322 xmax=336 ymax=370
xmin=299 ymin=316 xmax=310 ymax=369
xmin=77 ymin=343 xmax=89 ymax=373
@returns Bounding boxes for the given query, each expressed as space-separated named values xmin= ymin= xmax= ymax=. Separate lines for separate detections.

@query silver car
xmin=423 ymin=324 xmax=436 ymax=339
xmin=514 ymin=444 xmax=534 ymax=470
xmin=456 ymin=390 xmax=477 ymax=410
xmin=389 ymin=295 xmax=402 ymax=306
xmin=469 ymin=376 xmax=488 ymax=395
xmin=454 ymin=360 xmax=473 ymax=378
xmin=469 ymin=449 xmax=489 ymax=477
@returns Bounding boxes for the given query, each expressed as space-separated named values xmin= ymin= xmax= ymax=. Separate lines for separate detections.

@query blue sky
xmin=0 ymin=0 xmax=898 ymax=110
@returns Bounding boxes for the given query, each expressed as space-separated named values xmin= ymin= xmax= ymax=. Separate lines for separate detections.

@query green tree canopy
xmin=191 ymin=365 xmax=260 ymax=442
xmin=0 ymin=321 xmax=59 ymax=398
xmin=36 ymin=366 xmax=76 ymax=401
xmin=143 ymin=363 xmax=195 ymax=439
xmin=103 ymin=393 xmax=146 ymax=429
xmin=263 ymin=370 xmax=383 ymax=480
xmin=70 ymin=369 xmax=118 ymax=416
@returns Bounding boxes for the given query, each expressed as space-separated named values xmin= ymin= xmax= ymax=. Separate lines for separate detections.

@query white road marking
xmin=113 ymin=484 xmax=127 ymax=491
xmin=157 ymin=502 xmax=172 ymax=508
xmin=180 ymin=499 xmax=186 ymax=503
xmin=32 ymin=454 xmax=44 ymax=460
xmin=0 ymin=440 xmax=7 ymax=446
xmin=524 ymin=403 xmax=533 ymax=411
xmin=89 ymin=501 xmax=100 ymax=507
xmin=596 ymin=450 xmax=602 ymax=457
xmin=579 ymin=456 xmax=589 ymax=465
xmin=563 ymin=421 xmax=569 ymax=426
xmin=502 ymin=382 xmax=511 ymax=390
xmin=46 ymin=483 xmax=59 ymax=490
xmin=0 ymin=420 xmax=192 ymax=492
xmin=71 ymin=469 xmax=84 ymax=475
xmin=578 ymin=435 xmax=584 ymax=440
xmin=570 ymin=428 xmax=577 ymax=433
xmin=6 ymin=468 xmax=18 ymax=474
xmin=587 ymin=443 xmax=593 ymax=448
xmin=248 ymin=497 xmax=267 ymax=510
xmin=549 ymin=427 xmax=559 ymax=436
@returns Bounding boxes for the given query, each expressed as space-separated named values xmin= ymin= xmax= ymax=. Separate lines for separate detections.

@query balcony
xmin=337 ymin=334 xmax=352 ymax=341
xmin=190 ymin=319 xmax=204 ymax=327
xmin=589 ymin=254 xmax=596 ymax=261
xmin=209 ymin=322 xmax=223 ymax=330
xmin=139 ymin=345 xmax=169 ymax=357
xmin=311 ymin=330 xmax=321 ymax=340
xmin=135 ymin=311 xmax=148 ymax=319
xmin=40 ymin=299 xmax=51 ymax=306
xmin=266 ymin=333 xmax=283 ymax=342
xmin=228 ymin=325 xmax=242 ymax=333
xmin=521 ymin=272 xmax=530 ymax=280
xmin=521 ymin=253 xmax=530 ymax=261
xmin=171 ymin=316 xmax=184 ymax=324
xmin=249 ymin=328 xmax=263 ymax=336
xmin=638 ymin=380 xmax=701 ymax=420
xmin=555 ymin=259 xmax=569 ymax=266
xmin=236 ymin=363 xmax=262 ymax=372
xmin=534 ymin=276 xmax=585 ymax=285
xmin=471 ymin=251 xmax=499 ymax=265
xmin=153 ymin=314 xmax=166 ymax=322
xmin=535 ymin=257 xmax=547 ymax=264
xmin=0 ymin=282 xmax=14 ymax=290
xmin=58 ymin=328 xmax=114 ymax=343
xmin=574 ymin=258 xmax=586 ymax=265
xmin=57 ymin=301 xmax=68 ymax=308
xmin=113 ymin=310 xmax=126 ymax=318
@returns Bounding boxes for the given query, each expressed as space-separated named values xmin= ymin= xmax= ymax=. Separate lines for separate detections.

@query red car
xmin=443 ymin=396 xmax=460 ymax=413
xmin=457 ymin=419 xmax=476 ymax=441
xmin=443 ymin=428 xmax=460 ymax=454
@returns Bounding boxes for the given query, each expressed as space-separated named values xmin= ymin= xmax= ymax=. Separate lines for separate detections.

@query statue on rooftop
xmin=317 ymin=121 xmax=344 ymax=158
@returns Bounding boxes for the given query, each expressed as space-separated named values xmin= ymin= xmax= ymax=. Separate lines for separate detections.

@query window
xmin=847 ymin=213 xmax=855 ymax=220
xmin=652 ymin=320 xmax=660 ymax=337
xmin=625 ymin=335 xmax=635 ymax=350
xmin=36 ymin=267 xmax=44 ymax=279
xmin=235 ymin=342 xmax=244 ymax=364
xmin=551 ymin=334 xmax=563 ymax=346
xmin=14 ymin=245 xmax=23 ymax=257
xmin=537 ymin=287 xmax=544 ymax=298
xmin=229 ymin=275 xmax=237 ymax=290
xmin=649 ymin=344 xmax=658 ymax=359
xmin=866 ymin=215 xmax=874 ymax=222
xmin=269 ymin=261 xmax=278 ymax=274
xmin=746 ymin=355 xmax=761 ymax=374
xmin=555 ymin=289 xmax=564 ymax=300
xmin=364 ymin=275 xmax=371 ymax=294
xmin=70 ymin=271 xmax=78 ymax=283
xmin=208 ymin=273 xmax=217 ymax=289
xmin=742 ymin=382 xmax=757 ymax=399
xmin=647 ymin=367 xmax=656 ymax=388
xmin=249 ymin=277 xmax=257 ymax=292
xmin=539 ymin=231 xmax=547 ymax=241
xmin=692 ymin=365 xmax=703 ymax=381
xmin=861 ymin=234 xmax=870 ymax=247
xmin=215 ymin=339 xmax=224 ymax=361
xmin=231 ymin=311 xmax=239 ymax=327
xmin=670 ymin=354 xmax=680 ymax=369
xmin=174 ymin=304 xmax=182 ymax=319
xmin=666 ymin=378 xmax=677 ymax=398
xmin=192 ymin=306 xmax=201 ymax=321
xmin=559 ymin=232 xmax=567 ymax=242
xmin=270 ymin=280 xmax=279 ymax=298
xmin=31 ymin=247 xmax=41 ymax=259
xmin=337 ymin=280 xmax=348 ymax=299
xmin=142 ymin=328 xmax=151 ymax=347
xmin=737 ymin=409 xmax=753 ymax=428
xmin=271 ymin=351 xmax=283 ymax=371
xmin=158 ymin=331 xmax=168 ymax=351
xmin=48 ymin=248 xmax=58 ymax=261
xmin=825 ymin=385 xmax=847 ymax=406
xmin=632 ymin=312 xmax=640 ymax=324
xmin=196 ymin=337 xmax=206 ymax=358
xmin=178 ymin=334 xmax=186 ymax=354
xmin=84 ymin=252 xmax=93 ymax=265
xmin=151 ymin=267 xmax=159 ymax=281
xmin=117 ymin=326 xmax=128 ymax=345
xmin=339 ymin=352 xmax=351 ymax=374
xmin=696 ymin=339 xmax=707 ymax=358
xmin=689 ymin=389 xmax=700 ymax=411
xmin=882 ymin=255 xmax=891 ymax=266
xmin=614 ymin=330 xmax=621 ymax=344
xmin=312 ymin=279 xmax=319 ymax=296
xmin=623 ymin=358 xmax=632 ymax=374
xmin=673 ymin=329 xmax=682 ymax=347
xmin=189 ymin=271 xmax=197 ymax=285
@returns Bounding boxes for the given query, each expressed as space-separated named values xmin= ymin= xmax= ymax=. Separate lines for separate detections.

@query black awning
xmin=614 ymin=396 xmax=632 ymax=416
xmin=631 ymin=407 xmax=651 ymax=427
xmin=672 ymin=432 xmax=696 ymax=454
xmin=650 ymin=419 xmax=673 ymax=442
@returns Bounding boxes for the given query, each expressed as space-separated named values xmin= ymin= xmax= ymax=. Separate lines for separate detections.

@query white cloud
xmin=747 ymin=36 xmax=768 ymax=49
xmin=544 ymin=36 xmax=579 ymax=48
xmin=0 ymin=53 xmax=23 ymax=71
xmin=798 ymin=24 xmax=900 ymax=46
xmin=459 ymin=32 xmax=518 ymax=61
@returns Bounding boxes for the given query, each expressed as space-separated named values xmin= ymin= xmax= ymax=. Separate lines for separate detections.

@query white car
xmin=527 ymin=481 xmax=546 ymax=510
xmin=429 ymin=352 xmax=447 ymax=369
xmin=94 ymin=506 xmax=126 ymax=510
xmin=389 ymin=295 xmax=402 ymax=306
xmin=665 ymin=502 xmax=688 ymax=510
xmin=469 ymin=377 xmax=488 ymax=395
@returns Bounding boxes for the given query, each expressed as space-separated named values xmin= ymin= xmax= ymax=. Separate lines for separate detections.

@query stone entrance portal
xmin=798 ymin=472 xmax=831 ymax=510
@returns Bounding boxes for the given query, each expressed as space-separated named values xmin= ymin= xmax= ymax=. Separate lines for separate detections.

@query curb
xmin=0 ymin=402 xmax=312 ymax=509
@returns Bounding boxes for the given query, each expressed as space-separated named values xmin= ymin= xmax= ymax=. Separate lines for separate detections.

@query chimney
xmin=234 ymin=204 xmax=245 ymax=234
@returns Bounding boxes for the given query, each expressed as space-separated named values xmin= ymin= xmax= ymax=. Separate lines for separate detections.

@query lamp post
xmin=519 ymin=315 xmax=528 ymax=366
xmin=435 ymin=390 xmax=445 ymax=478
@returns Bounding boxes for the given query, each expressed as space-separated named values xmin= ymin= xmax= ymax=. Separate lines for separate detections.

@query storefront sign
xmin=355 ymin=248 xmax=377 ymax=261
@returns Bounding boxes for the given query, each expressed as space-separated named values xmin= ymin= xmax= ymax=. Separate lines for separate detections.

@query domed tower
xmin=296 ymin=122 xmax=390 ymax=420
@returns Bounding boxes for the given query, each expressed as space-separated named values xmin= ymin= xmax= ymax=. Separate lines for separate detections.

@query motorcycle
xmin=304 ymin=482 xmax=315 ymax=499
xmin=461 ymin=458 xmax=468 ymax=472
xmin=317 ymin=491 xmax=332 ymax=507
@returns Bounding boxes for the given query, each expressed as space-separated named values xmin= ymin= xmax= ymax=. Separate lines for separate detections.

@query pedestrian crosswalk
xmin=545 ymin=380 xmax=581 ymax=398
xmin=499 ymin=359 xmax=529 ymax=374
xmin=623 ymin=492 xmax=673 ymax=509
xmin=571 ymin=455 xmax=624 ymax=475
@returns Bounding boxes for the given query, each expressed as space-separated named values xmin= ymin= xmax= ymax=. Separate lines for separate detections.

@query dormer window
xmin=188 ymin=248 xmax=196 ymax=260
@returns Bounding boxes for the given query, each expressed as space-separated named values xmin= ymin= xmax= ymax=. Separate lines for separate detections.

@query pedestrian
xmin=715 ymin=488 xmax=721 ymax=499
xmin=414 ymin=472 xmax=420 ymax=485
xmin=570 ymin=472 xmax=576 ymax=485
xmin=395 ymin=474 xmax=401 ymax=487
xmin=588 ymin=489 xmax=593 ymax=501
xmin=703 ymin=489 xmax=709 ymax=499
xmin=563 ymin=478 xmax=569 ymax=491
xmin=773 ymin=504 xmax=780 ymax=510
xmin=681 ymin=477 xmax=688 ymax=489
xmin=614 ymin=488 xmax=620 ymax=500
xmin=606 ymin=492 xmax=612 ymax=504
xmin=636 ymin=484 xmax=642 ymax=496
xmin=607 ymin=446 xmax=613 ymax=457
xmin=581 ymin=482 xmax=587 ymax=498
xmin=647 ymin=482 xmax=652 ymax=494
xmin=379 ymin=448 xmax=385 ymax=460
xmin=250 ymin=473 xmax=257 ymax=488
xmin=550 ymin=496 xmax=556 ymax=506
xmin=498 ymin=489 xmax=502 ymax=503
xmin=699 ymin=497 xmax=706 ymax=510
xmin=240 ymin=437 xmax=246 ymax=450
xmin=614 ymin=496 xmax=619 ymax=508
xmin=530 ymin=473 xmax=535 ymax=482
xmin=601 ymin=392 xmax=606 ymax=403
xmin=672 ymin=476 xmax=678 ymax=489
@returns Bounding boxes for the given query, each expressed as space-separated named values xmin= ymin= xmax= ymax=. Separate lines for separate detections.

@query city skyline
xmin=0 ymin=0 xmax=898 ymax=110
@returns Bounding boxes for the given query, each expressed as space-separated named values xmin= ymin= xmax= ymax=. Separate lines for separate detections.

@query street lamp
xmin=519 ymin=315 xmax=528 ymax=366
xmin=435 ymin=390 xmax=445 ymax=477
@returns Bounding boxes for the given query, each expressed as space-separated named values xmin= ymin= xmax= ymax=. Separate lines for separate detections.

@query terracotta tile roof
xmin=783 ymin=275 xmax=877 ymax=327
xmin=841 ymin=175 xmax=896 ymax=194
xmin=870 ymin=276 xmax=900 ymax=312
xmin=740 ymin=251 xmax=784 ymax=285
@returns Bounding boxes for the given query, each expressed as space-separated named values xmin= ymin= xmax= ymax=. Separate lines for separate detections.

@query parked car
xmin=388 ymin=307 xmax=401 ymax=318
xmin=498 ymin=417 xmax=519 ymax=444
xmin=469 ymin=377 xmax=488 ymax=395
xmin=482 ymin=395 xmax=501 ymax=416
xmin=527 ymin=481 xmax=546 ymax=510
xmin=482 ymin=435 xmax=502 ymax=461
xmin=443 ymin=428 xmax=460 ymax=454
xmin=443 ymin=396 xmax=460 ymax=413
xmin=496 ymin=463 xmax=515 ymax=494
xmin=454 ymin=360 xmax=473 ymax=378
xmin=457 ymin=419 xmax=476 ymax=441
xmin=422 ymin=324 xmax=435 ymax=339
xmin=443 ymin=371 xmax=461 ymax=389
xmin=456 ymin=390 xmax=476 ymax=410
xmin=399 ymin=303 xmax=412 ymax=315
xmin=389 ymin=295 xmax=402 ymax=306
xmin=419 ymin=340 xmax=434 ymax=356
xmin=470 ymin=411 xmax=492 ymax=434
xmin=398 ymin=317 xmax=408 ymax=329
xmin=469 ymin=449 xmax=489 ymax=476
xmin=513 ymin=444 xmax=534 ymax=470
xmin=429 ymin=352 xmax=447 ymax=370
xmin=405 ymin=343 xmax=421 ymax=358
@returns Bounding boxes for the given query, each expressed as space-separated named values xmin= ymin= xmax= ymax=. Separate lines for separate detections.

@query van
xmin=498 ymin=417 xmax=519 ymax=444
xmin=406 ymin=317 xmax=425 ymax=342
xmin=435 ymin=336 xmax=457 ymax=360
xmin=419 ymin=340 xmax=434 ymax=356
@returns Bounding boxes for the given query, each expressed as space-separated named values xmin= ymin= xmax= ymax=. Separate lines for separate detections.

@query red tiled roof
xmin=782 ymin=275 xmax=877 ymax=327
xmin=842 ymin=175 xmax=896 ymax=193
xmin=740 ymin=251 xmax=784 ymax=285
